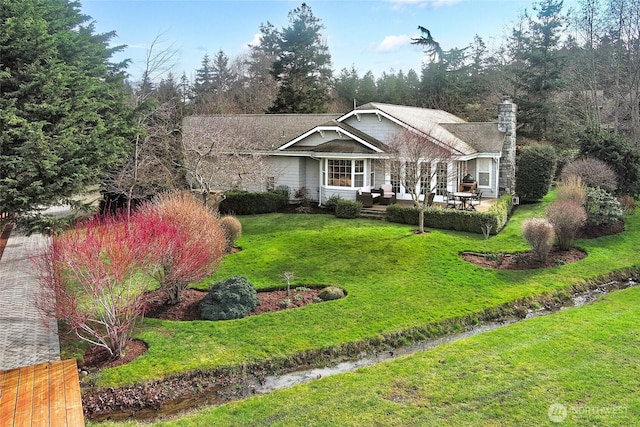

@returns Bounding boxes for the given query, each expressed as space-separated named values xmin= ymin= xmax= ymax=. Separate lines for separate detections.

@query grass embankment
xmin=95 ymin=285 xmax=640 ymax=426
xmin=92 ymin=194 xmax=640 ymax=387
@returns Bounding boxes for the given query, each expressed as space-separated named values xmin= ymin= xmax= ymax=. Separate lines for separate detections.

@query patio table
xmin=453 ymin=192 xmax=475 ymax=210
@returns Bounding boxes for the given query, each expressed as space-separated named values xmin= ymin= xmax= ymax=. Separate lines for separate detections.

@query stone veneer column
xmin=498 ymin=97 xmax=517 ymax=195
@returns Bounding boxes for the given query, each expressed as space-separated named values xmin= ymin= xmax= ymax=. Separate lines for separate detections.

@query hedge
xmin=219 ymin=191 xmax=287 ymax=215
xmin=385 ymin=194 xmax=513 ymax=235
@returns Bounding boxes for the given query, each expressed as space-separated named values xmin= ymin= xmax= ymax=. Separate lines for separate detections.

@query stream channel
xmin=89 ymin=276 xmax=638 ymax=422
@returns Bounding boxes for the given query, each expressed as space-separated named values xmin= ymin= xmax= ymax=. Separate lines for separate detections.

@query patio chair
xmin=379 ymin=184 xmax=396 ymax=205
xmin=468 ymin=190 xmax=482 ymax=210
xmin=356 ymin=186 xmax=381 ymax=208
xmin=445 ymin=191 xmax=462 ymax=209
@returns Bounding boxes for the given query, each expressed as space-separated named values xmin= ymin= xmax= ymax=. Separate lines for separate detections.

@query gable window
xmin=326 ymin=159 xmax=365 ymax=187
xmin=477 ymin=158 xmax=491 ymax=187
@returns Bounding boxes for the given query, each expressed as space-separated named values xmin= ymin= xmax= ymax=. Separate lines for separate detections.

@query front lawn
xmin=92 ymin=194 xmax=640 ymax=387
xmin=96 ymin=283 xmax=640 ymax=426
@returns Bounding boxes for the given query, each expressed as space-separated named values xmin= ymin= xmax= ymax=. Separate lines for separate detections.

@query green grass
xmin=92 ymin=285 xmax=640 ymax=426
xmin=91 ymin=193 xmax=640 ymax=387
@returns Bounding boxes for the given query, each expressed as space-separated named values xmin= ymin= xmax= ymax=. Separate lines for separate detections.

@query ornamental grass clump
xmin=219 ymin=215 xmax=242 ymax=252
xmin=522 ymin=217 xmax=555 ymax=263
xmin=546 ymin=200 xmax=587 ymax=250
xmin=555 ymin=175 xmax=586 ymax=206
xmin=200 ymin=276 xmax=259 ymax=320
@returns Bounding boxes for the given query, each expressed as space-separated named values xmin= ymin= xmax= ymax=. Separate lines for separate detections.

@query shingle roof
xmin=352 ymin=102 xmax=502 ymax=155
xmin=182 ymin=114 xmax=335 ymax=151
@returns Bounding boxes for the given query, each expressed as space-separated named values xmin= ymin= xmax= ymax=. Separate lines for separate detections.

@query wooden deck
xmin=0 ymin=360 xmax=84 ymax=427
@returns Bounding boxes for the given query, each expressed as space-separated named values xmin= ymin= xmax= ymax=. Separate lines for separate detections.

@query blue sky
xmin=80 ymin=0 xmax=575 ymax=83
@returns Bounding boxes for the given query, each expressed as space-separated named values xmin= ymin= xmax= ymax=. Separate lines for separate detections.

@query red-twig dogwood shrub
xmin=35 ymin=214 xmax=154 ymax=359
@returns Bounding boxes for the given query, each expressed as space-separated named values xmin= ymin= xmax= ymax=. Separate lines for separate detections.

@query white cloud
xmin=373 ymin=35 xmax=413 ymax=53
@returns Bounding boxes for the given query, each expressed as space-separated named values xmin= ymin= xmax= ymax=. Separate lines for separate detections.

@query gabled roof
xmin=277 ymin=119 xmax=386 ymax=153
xmin=182 ymin=114 xmax=335 ymax=151
xmin=343 ymin=103 xmax=473 ymax=155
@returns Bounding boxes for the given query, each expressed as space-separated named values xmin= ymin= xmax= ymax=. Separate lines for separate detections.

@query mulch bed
xmin=461 ymin=220 xmax=624 ymax=270
xmin=82 ymin=287 xmax=324 ymax=372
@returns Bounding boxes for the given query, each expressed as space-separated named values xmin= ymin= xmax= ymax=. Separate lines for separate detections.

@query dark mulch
xmin=462 ymin=220 xmax=624 ymax=270
xmin=461 ymin=247 xmax=587 ymax=270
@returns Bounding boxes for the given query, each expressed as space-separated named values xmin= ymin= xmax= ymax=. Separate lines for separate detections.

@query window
xmin=477 ymin=158 xmax=491 ymax=187
xmin=436 ymin=162 xmax=448 ymax=195
xmin=326 ymin=159 xmax=365 ymax=187
xmin=266 ymin=176 xmax=275 ymax=191
xmin=390 ymin=161 xmax=402 ymax=193
xmin=420 ymin=163 xmax=432 ymax=195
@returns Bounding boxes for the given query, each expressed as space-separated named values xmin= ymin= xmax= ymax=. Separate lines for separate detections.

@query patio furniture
xmin=379 ymin=184 xmax=396 ymax=205
xmin=356 ymin=186 xmax=381 ymax=208
xmin=453 ymin=191 xmax=474 ymax=210
xmin=445 ymin=191 xmax=462 ymax=209
xmin=468 ymin=190 xmax=482 ymax=210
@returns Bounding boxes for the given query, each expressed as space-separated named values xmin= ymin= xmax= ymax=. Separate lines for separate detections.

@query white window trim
xmin=324 ymin=159 xmax=370 ymax=189
xmin=477 ymin=158 xmax=492 ymax=188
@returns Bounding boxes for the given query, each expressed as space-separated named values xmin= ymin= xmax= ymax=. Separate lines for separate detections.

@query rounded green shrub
xmin=515 ymin=144 xmax=557 ymax=203
xmin=318 ymin=286 xmax=345 ymax=301
xmin=200 ymin=276 xmax=259 ymax=321
xmin=335 ymin=200 xmax=362 ymax=219
xmin=585 ymin=187 xmax=623 ymax=226
xmin=219 ymin=216 xmax=242 ymax=252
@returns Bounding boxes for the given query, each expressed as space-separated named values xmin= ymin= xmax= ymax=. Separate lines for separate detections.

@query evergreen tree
xmin=212 ymin=49 xmax=236 ymax=94
xmin=511 ymin=0 xmax=568 ymax=142
xmin=193 ymin=53 xmax=214 ymax=103
xmin=265 ymin=3 xmax=333 ymax=113
xmin=357 ymin=71 xmax=378 ymax=105
xmin=0 ymin=0 xmax=134 ymax=216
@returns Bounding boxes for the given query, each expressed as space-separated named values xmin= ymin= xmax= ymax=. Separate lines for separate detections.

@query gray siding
xmin=342 ymin=115 xmax=399 ymax=143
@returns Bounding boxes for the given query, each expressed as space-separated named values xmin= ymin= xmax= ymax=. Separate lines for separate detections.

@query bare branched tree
xmin=386 ymin=128 xmax=454 ymax=233
xmin=105 ymin=34 xmax=183 ymax=217
xmin=181 ymin=117 xmax=279 ymax=207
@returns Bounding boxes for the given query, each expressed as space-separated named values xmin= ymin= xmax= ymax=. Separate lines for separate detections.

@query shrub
xmin=219 ymin=216 xmax=242 ymax=252
xmin=200 ymin=276 xmax=259 ymax=321
xmin=522 ymin=217 xmax=555 ymax=263
xmin=555 ymin=175 xmax=586 ymax=206
xmin=560 ymin=157 xmax=618 ymax=192
xmin=578 ymin=127 xmax=640 ymax=197
xmin=584 ymin=187 xmax=624 ymax=226
xmin=136 ymin=191 xmax=226 ymax=305
xmin=618 ymin=195 xmax=637 ymax=216
xmin=35 ymin=214 xmax=153 ymax=360
xmin=318 ymin=286 xmax=345 ymax=301
xmin=515 ymin=144 xmax=557 ymax=203
xmin=323 ymin=194 xmax=342 ymax=213
xmin=385 ymin=195 xmax=512 ymax=235
xmin=546 ymin=200 xmax=587 ymax=250
xmin=219 ymin=191 xmax=287 ymax=215
xmin=335 ymin=200 xmax=362 ymax=219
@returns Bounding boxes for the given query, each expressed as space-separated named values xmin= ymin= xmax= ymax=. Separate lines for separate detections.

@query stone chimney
xmin=498 ymin=97 xmax=517 ymax=195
